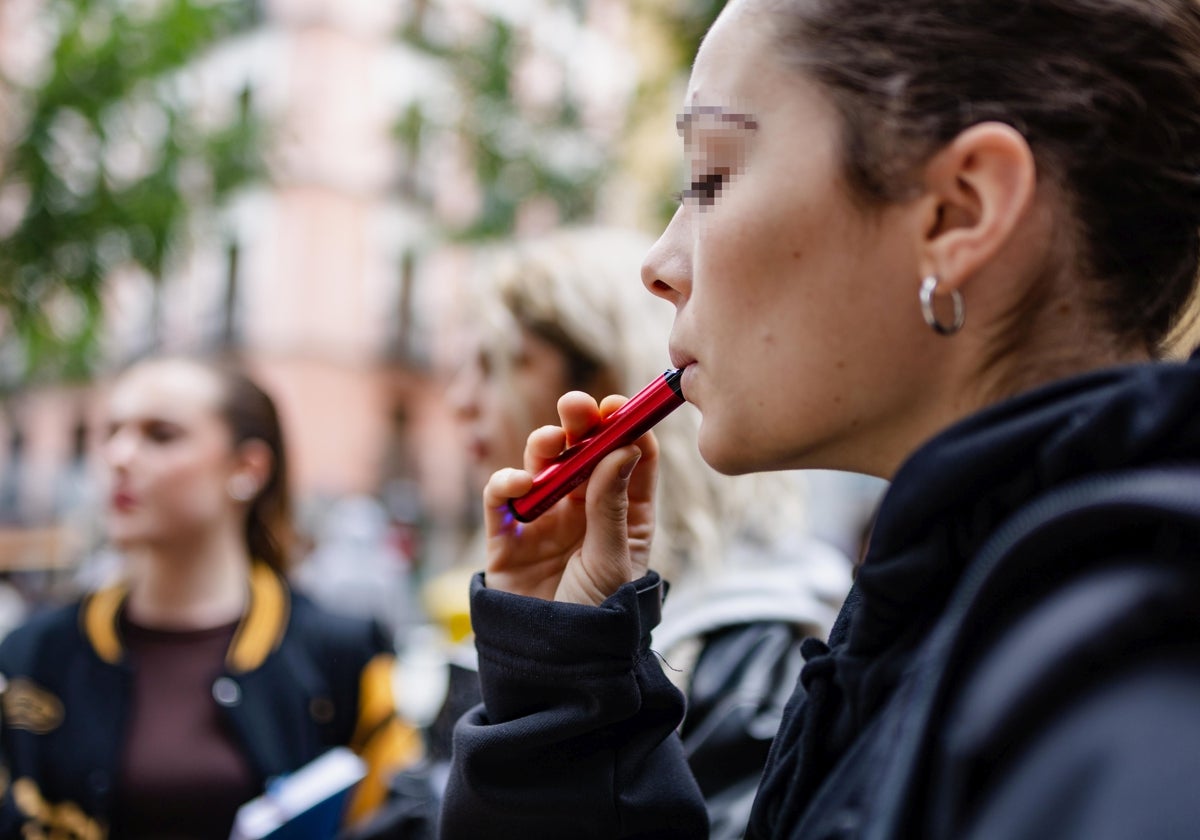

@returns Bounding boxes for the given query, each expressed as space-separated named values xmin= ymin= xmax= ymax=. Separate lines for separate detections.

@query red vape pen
xmin=507 ymin=368 xmax=686 ymax=523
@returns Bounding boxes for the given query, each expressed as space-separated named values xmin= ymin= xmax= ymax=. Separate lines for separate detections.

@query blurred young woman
xmin=441 ymin=0 xmax=1200 ymax=837
xmin=0 ymin=356 xmax=420 ymax=839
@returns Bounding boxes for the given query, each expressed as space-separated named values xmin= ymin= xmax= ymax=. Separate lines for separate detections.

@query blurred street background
xmin=0 ymin=0 xmax=736 ymax=637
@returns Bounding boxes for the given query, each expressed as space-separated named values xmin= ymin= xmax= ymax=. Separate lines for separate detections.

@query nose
xmin=641 ymin=205 xmax=692 ymax=306
xmin=102 ymin=426 xmax=136 ymax=470
xmin=446 ymin=359 xmax=481 ymax=421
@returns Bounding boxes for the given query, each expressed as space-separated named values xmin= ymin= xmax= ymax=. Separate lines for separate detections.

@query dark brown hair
xmin=211 ymin=360 xmax=294 ymax=573
xmin=768 ymin=0 xmax=1200 ymax=352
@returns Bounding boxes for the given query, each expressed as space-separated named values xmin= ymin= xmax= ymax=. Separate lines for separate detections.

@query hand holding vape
xmin=507 ymin=368 xmax=686 ymax=523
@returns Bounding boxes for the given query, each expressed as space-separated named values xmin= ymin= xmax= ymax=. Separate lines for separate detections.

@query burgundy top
xmin=108 ymin=615 xmax=262 ymax=839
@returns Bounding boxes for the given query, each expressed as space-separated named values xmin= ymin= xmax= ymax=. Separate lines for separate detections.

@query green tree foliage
xmin=394 ymin=1 xmax=725 ymax=242
xmin=633 ymin=0 xmax=726 ymax=228
xmin=398 ymin=5 xmax=610 ymax=241
xmin=649 ymin=0 xmax=725 ymax=74
xmin=0 ymin=0 xmax=260 ymax=389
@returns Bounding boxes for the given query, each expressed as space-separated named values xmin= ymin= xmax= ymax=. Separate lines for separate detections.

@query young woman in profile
xmin=0 ymin=356 xmax=421 ymax=839
xmin=440 ymin=0 xmax=1200 ymax=837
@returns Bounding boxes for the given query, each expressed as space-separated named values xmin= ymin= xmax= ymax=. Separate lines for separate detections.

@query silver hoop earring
xmin=919 ymin=275 xmax=965 ymax=336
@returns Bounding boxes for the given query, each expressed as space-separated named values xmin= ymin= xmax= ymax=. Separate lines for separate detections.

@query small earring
xmin=228 ymin=474 xmax=258 ymax=503
xmin=919 ymin=275 xmax=965 ymax=336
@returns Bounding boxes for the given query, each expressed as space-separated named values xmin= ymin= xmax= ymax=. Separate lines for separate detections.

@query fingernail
xmin=619 ymin=453 xmax=640 ymax=480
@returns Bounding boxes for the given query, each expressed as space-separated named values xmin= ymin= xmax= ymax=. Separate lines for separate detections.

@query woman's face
xmin=101 ymin=360 xmax=242 ymax=550
xmin=449 ymin=326 xmax=574 ymax=486
xmin=643 ymin=0 xmax=936 ymax=478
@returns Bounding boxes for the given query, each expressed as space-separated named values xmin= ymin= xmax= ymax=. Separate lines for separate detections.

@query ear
xmin=916 ymin=122 xmax=1037 ymax=292
xmin=233 ymin=438 xmax=274 ymax=492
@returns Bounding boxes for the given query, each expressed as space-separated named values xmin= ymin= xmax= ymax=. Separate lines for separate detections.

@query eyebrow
xmin=676 ymin=105 xmax=759 ymax=134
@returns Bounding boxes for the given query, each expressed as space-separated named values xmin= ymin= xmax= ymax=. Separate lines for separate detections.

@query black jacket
xmin=441 ymin=355 xmax=1200 ymax=839
xmin=0 ymin=564 xmax=422 ymax=839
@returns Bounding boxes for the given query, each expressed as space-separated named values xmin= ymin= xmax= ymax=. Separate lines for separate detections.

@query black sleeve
xmin=960 ymin=656 xmax=1200 ymax=840
xmin=439 ymin=572 xmax=707 ymax=839
xmin=0 ymin=643 xmax=24 ymax=840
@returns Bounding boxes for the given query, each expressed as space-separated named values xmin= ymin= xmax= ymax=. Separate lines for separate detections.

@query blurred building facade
xmin=0 ymin=0 xmax=687 ymax=595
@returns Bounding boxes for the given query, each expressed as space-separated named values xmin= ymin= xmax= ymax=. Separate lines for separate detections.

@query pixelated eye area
xmin=676 ymin=106 xmax=758 ymax=133
xmin=674 ymin=167 xmax=730 ymax=207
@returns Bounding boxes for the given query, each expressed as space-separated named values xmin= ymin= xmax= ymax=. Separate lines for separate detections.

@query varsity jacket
xmin=0 ymin=563 xmax=422 ymax=839
xmin=440 ymin=353 xmax=1200 ymax=839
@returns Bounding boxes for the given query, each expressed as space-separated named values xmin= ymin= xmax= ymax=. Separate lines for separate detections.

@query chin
xmin=697 ymin=430 xmax=762 ymax=476
xmin=698 ymin=415 xmax=815 ymax=475
xmin=106 ymin=535 xmax=137 ymax=553
xmin=473 ymin=463 xmax=501 ymax=491
xmin=106 ymin=523 xmax=154 ymax=551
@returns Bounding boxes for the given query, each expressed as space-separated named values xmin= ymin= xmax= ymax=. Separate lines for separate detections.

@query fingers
xmin=509 ymin=389 xmax=661 ymax=520
xmin=583 ymin=444 xmax=641 ymax=564
xmin=487 ymin=384 xmax=666 ymax=604
xmin=554 ymin=444 xmax=642 ymax=605
xmin=558 ymin=390 xmax=604 ymax=446
xmin=523 ymin=424 xmax=567 ymax=474
xmin=519 ymin=392 xmax=605 ymax=474
xmin=597 ymin=394 xmax=659 ymax=508
xmin=532 ymin=391 xmax=637 ymax=467
xmin=482 ymin=467 xmax=532 ymax=538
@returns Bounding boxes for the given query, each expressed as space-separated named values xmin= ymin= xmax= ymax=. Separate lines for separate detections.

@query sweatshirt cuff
xmin=470 ymin=572 xmax=665 ymax=672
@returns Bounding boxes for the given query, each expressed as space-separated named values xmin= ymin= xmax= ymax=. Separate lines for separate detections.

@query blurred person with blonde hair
xmin=426 ymin=226 xmax=852 ymax=838
xmin=0 ymin=355 xmax=421 ymax=839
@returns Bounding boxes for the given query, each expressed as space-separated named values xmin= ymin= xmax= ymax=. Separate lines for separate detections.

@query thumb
xmin=561 ymin=446 xmax=641 ymax=605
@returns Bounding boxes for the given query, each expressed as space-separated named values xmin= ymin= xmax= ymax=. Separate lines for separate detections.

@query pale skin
xmin=102 ymin=359 xmax=273 ymax=629
xmin=485 ymin=0 xmax=1148 ymax=606
xmin=447 ymin=327 xmax=578 ymax=490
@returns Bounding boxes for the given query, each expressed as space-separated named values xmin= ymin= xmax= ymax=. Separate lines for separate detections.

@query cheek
xmin=691 ymin=209 xmax=799 ymax=363
xmin=525 ymin=383 xmax=567 ymax=428
xmin=479 ymin=386 xmax=523 ymax=441
xmin=686 ymin=192 xmax=890 ymax=467
xmin=479 ymin=374 xmax=570 ymax=473
xmin=704 ymin=164 xmax=891 ymax=348
xmin=471 ymin=392 xmax=526 ymax=474
xmin=509 ymin=364 xmax=568 ymax=426
xmin=474 ymin=386 xmax=504 ymax=433
xmin=145 ymin=454 xmax=231 ymax=520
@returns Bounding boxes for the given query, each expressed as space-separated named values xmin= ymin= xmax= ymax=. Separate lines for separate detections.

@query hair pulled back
xmin=769 ymin=0 xmax=1200 ymax=351
xmin=211 ymin=361 xmax=294 ymax=573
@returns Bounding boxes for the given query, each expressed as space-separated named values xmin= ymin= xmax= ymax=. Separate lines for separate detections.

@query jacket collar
xmin=784 ymin=357 xmax=1200 ymax=812
xmin=855 ymin=355 xmax=1200 ymax=660
xmin=815 ymin=357 xmax=1200 ymax=747
xmin=79 ymin=563 xmax=291 ymax=673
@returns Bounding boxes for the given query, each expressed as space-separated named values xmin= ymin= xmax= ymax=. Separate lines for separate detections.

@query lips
xmin=110 ymin=490 xmax=137 ymax=512
xmin=668 ymin=351 xmax=697 ymax=403
xmin=669 ymin=348 xmax=696 ymax=371
xmin=466 ymin=437 xmax=490 ymax=463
